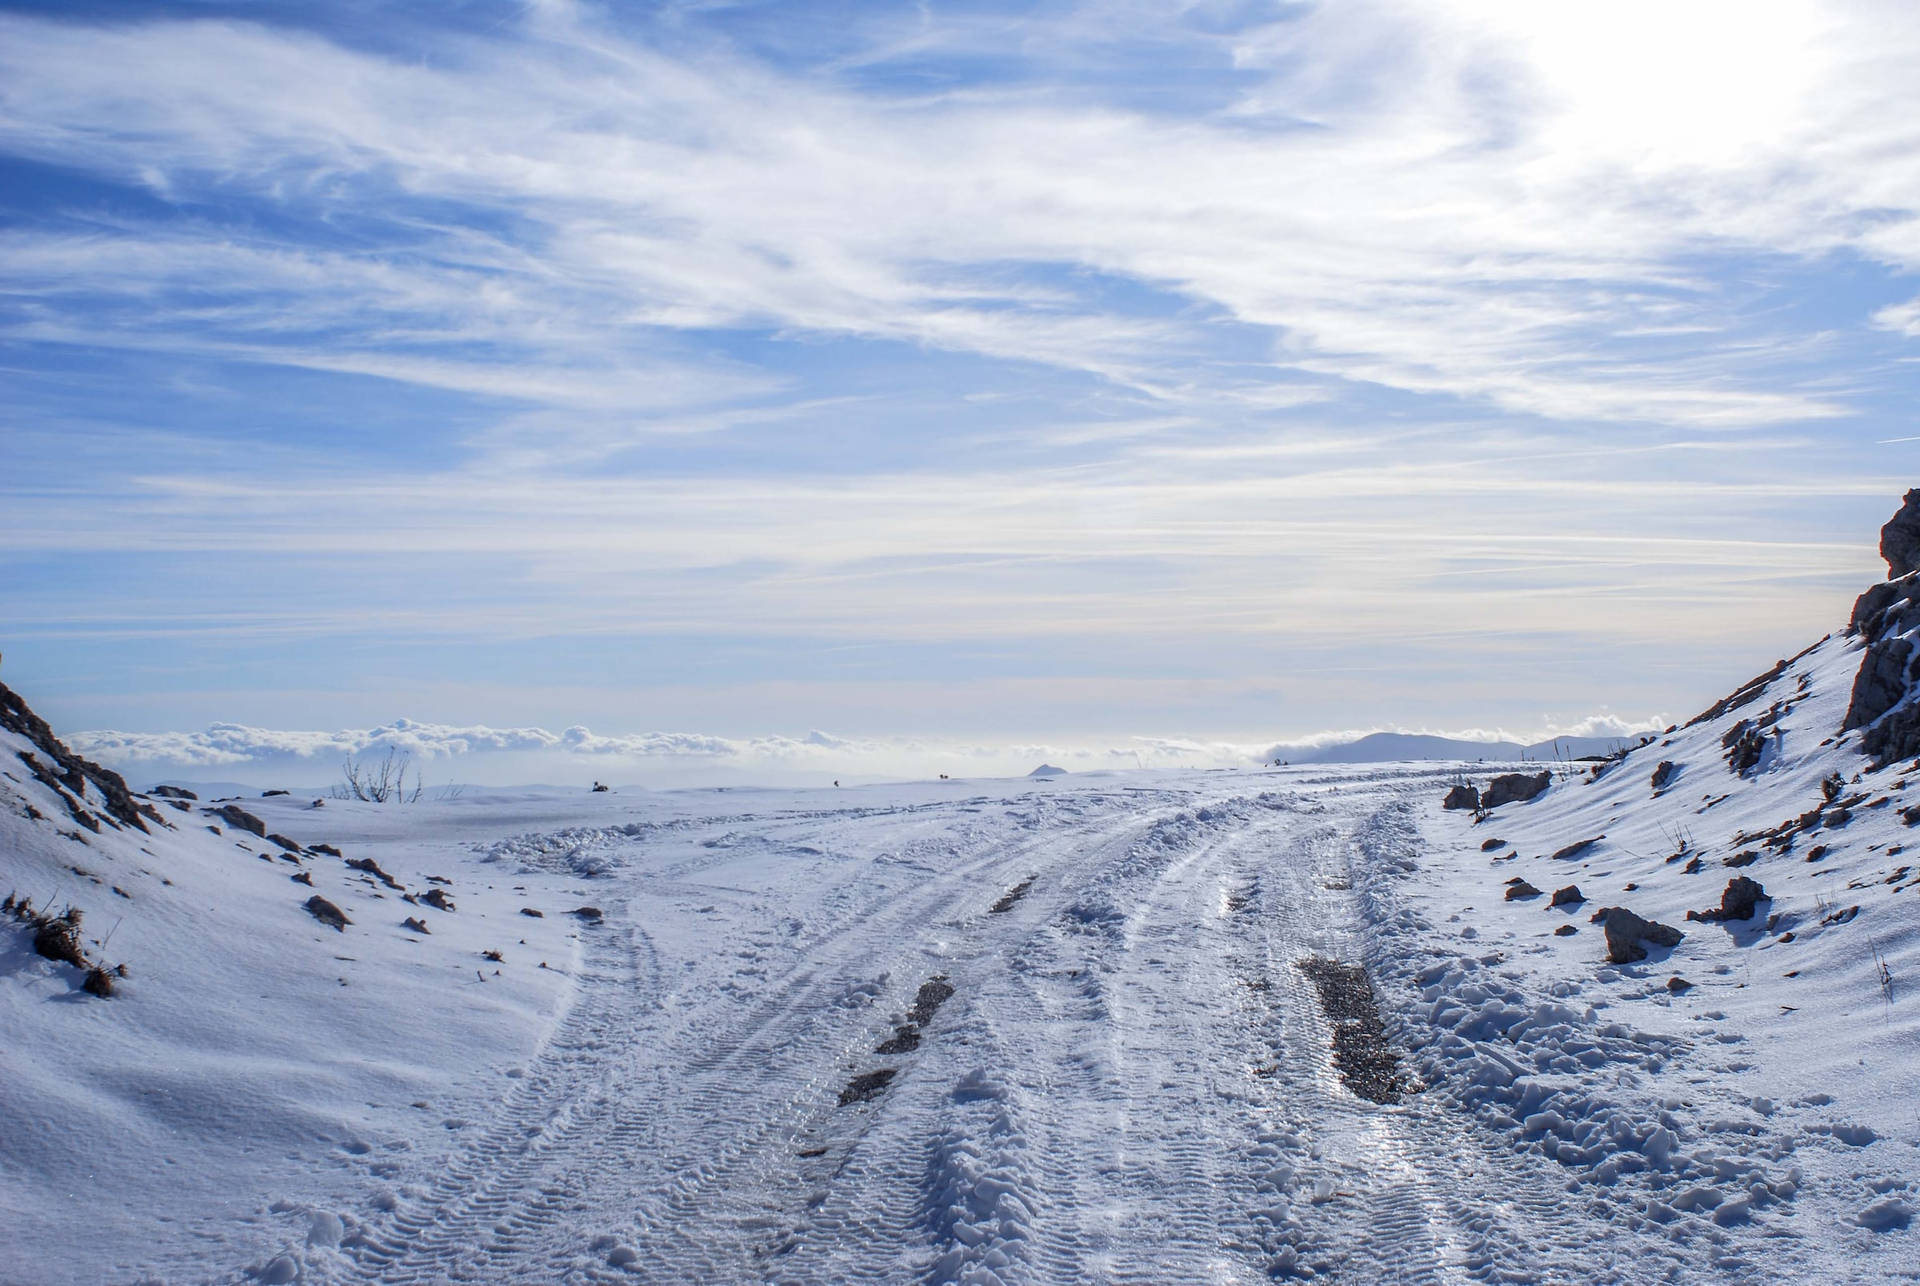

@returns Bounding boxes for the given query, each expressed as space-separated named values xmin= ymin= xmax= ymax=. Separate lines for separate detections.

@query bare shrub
xmin=331 ymin=748 xmax=424 ymax=804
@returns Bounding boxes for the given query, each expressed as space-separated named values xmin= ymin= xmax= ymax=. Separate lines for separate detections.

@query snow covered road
xmin=290 ymin=770 xmax=1622 ymax=1285
xmin=15 ymin=735 xmax=1912 ymax=1284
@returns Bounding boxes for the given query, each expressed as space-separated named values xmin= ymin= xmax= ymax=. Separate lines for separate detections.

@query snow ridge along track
xmin=310 ymin=773 xmax=1638 ymax=1283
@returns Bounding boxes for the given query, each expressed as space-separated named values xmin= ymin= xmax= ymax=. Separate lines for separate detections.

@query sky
xmin=4 ymin=0 xmax=1920 ymax=785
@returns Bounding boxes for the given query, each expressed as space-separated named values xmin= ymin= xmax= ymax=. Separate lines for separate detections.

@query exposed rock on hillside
xmin=1482 ymin=771 xmax=1549 ymax=809
xmin=1844 ymin=489 xmax=1920 ymax=762
xmin=1687 ymin=876 xmax=1768 ymax=924
xmin=1879 ymin=485 xmax=1920 ymax=578
xmin=1590 ymin=906 xmax=1684 ymax=964
xmin=1 ymin=680 xmax=158 ymax=833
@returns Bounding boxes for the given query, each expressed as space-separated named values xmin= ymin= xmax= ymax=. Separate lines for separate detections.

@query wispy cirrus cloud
xmin=2 ymin=2 xmax=1914 ymax=427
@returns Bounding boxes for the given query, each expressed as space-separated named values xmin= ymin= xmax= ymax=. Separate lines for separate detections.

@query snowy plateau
xmin=10 ymin=514 xmax=1920 ymax=1284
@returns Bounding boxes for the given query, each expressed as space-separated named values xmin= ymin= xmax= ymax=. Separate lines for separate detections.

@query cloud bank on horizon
xmin=3 ymin=0 xmax=1918 ymax=745
xmin=66 ymin=710 xmax=1664 ymax=787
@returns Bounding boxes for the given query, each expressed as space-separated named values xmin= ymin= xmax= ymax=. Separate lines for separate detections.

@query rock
xmin=1880 ymin=487 xmax=1920 ymax=578
xmin=262 ymin=789 xmax=290 ymax=797
xmin=151 ymin=785 xmax=197 ymax=800
xmin=1442 ymin=784 xmax=1480 ymax=811
xmin=347 ymin=856 xmax=404 ymax=891
xmin=1824 ymin=807 xmax=1852 ymax=828
xmin=402 ymin=916 xmax=430 ymax=935
xmin=304 ymin=895 xmax=350 ymax=931
xmin=1843 ymin=494 xmax=1920 ymax=760
xmin=208 ymin=803 xmax=268 ymax=837
xmin=519 ymin=906 xmax=544 ymax=917
xmin=290 ymin=871 xmax=313 ymax=886
xmin=1651 ymin=761 xmax=1677 ymax=792
xmin=1722 ymin=850 xmax=1759 ymax=868
xmin=421 ymin=887 xmax=456 ymax=912
xmin=1722 ymin=720 xmax=1767 ymax=775
xmin=1688 ymin=876 xmax=1768 ymax=923
xmin=1549 ymin=884 xmax=1584 ymax=908
xmin=569 ymin=906 xmax=603 ymax=920
xmin=1481 ymin=771 xmax=1550 ymax=809
xmin=1505 ymin=879 xmax=1542 ymax=901
xmin=1550 ymin=835 xmax=1604 ymax=861
xmin=1667 ymin=976 xmax=1693 ymax=994
xmin=1553 ymin=924 xmax=1578 ymax=936
xmin=309 ymin=843 xmax=343 ymax=857
xmin=1590 ymin=906 xmax=1684 ymax=964
xmin=1479 ymin=837 xmax=1506 ymax=851
xmin=266 ymin=833 xmax=303 ymax=853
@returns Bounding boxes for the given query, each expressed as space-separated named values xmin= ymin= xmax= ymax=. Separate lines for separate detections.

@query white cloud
xmin=67 ymin=711 xmax=1666 ymax=784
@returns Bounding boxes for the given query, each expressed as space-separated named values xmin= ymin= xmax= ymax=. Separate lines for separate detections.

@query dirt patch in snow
xmin=988 ymin=877 xmax=1034 ymax=913
xmin=837 ymin=1068 xmax=897 ymax=1106
xmin=1296 ymin=957 xmax=1410 ymax=1105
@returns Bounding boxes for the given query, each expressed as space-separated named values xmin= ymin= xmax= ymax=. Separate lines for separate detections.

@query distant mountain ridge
xmin=1269 ymin=730 xmax=1640 ymax=766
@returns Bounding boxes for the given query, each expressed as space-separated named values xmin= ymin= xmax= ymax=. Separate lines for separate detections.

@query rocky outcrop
xmin=1442 ymin=784 xmax=1479 ymax=811
xmin=1650 ymin=760 xmax=1677 ymax=792
xmin=1881 ymin=487 xmax=1920 ymax=578
xmin=1844 ymin=497 xmax=1920 ymax=762
xmin=1687 ymin=659 xmax=1787 ymax=728
xmin=0 ymin=680 xmax=158 ymax=833
xmin=1482 ymin=771 xmax=1550 ymax=809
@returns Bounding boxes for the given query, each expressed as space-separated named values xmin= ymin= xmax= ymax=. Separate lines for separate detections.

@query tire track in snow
xmin=318 ymin=909 xmax=658 ymax=1284
xmin=456 ymin=794 xmax=1182 ymax=1284
xmin=759 ymin=794 xmax=1212 ymax=1284
xmin=609 ymin=798 xmax=1195 ymax=1285
xmin=1272 ymin=776 xmax=1616 ymax=1283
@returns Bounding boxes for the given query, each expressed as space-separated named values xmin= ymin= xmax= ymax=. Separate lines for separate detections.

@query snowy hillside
xmin=6 ymin=500 xmax=1920 ymax=1282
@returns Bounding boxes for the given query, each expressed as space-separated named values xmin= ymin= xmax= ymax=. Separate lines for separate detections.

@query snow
xmin=3 ymin=627 xmax=1919 ymax=1282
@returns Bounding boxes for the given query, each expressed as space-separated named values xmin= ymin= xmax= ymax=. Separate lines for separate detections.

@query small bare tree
xmin=332 ymin=747 xmax=424 ymax=803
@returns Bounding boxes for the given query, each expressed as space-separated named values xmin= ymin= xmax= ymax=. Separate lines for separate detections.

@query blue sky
xmin=5 ymin=0 xmax=1920 ymax=782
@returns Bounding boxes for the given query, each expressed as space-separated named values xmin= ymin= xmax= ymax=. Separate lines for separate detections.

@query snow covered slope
xmin=1363 ymin=628 xmax=1920 ymax=1281
xmin=0 ymin=691 xmax=583 ymax=1285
